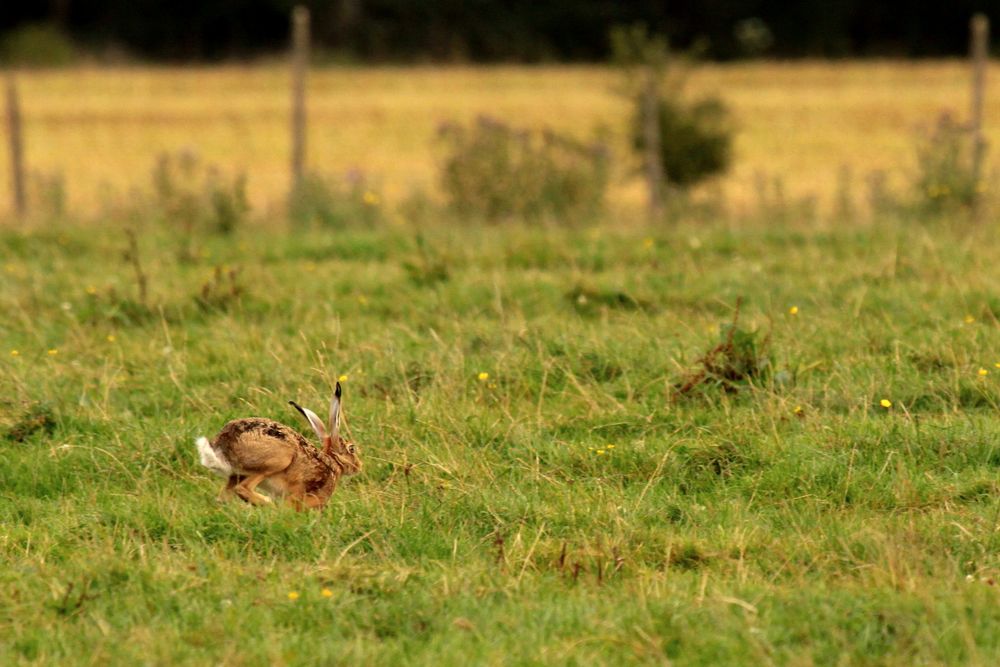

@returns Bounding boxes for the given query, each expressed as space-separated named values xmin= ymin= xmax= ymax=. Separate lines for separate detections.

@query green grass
xmin=3 ymin=217 xmax=1000 ymax=665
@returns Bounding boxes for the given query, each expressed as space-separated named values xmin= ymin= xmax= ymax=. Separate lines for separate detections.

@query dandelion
xmin=47 ymin=349 xmax=59 ymax=356
xmin=789 ymin=306 xmax=799 ymax=316
xmin=978 ymin=368 xmax=989 ymax=377
xmin=793 ymin=405 xmax=804 ymax=415
xmin=287 ymin=591 xmax=299 ymax=601
xmin=363 ymin=191 xmax=379 ymax=206
xmin=596 ymin=449 xmax=606 ymax=455
xmin=477 ymin=372 xmax=489 ymax=382
xmin=965 ymin=315 xmax=976 ymax=324
xmin=338 ymin=374 xmax=349 ymax=382
xmin=321 ymin=588 xmax=333 ymax=598
xmin=995 ymin=362 xmax=1000 ymax=369
xmin=880 ymin=399 xmax=892 ymax=409
xmin=606 ymin=444 xmax=616 ymax=449
xmin=10 ymin=349 xmax=19 ymax=357
xmin=106 ymin=334 xmax=116 ymax=343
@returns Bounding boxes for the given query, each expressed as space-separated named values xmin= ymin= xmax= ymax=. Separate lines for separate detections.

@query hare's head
xmin=289 ymin=382 xmax=363 ymax=476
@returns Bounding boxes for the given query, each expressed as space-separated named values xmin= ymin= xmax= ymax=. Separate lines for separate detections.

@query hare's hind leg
xmin=219 ymin=474 xmax=246 ymax=502
xmin=234 ymin=473 xmax=274 ymax=506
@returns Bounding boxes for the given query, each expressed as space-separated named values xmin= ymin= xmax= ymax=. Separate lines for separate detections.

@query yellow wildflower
xmin=287 ymin=591 xmax=299 ymax=601
xmin=477 ymin=372 xmax=489 ymax=382
xmin=10 ymin=349 xmax=19 ymax=357
xmin=363 ymin=191 xmax=379 ymax=206
xmin=338 ymin=374 xmax=349 ymax=382
xmin=880 ymin=399 xmax=892 ymax=408
xmin=107 ymin=335 xmax=116 ymax=343
xmin=47 ymin=349 xmax=59 ymax=356
xmin=789 ymin=306 xmax=799 ymax=316
xmin=965 ymin=315 xmax=976 ymax=324
xmin=321 ymin=588 xmax=333 ymax=598
xmin=978 ymin=368 xmax=989 ymax=377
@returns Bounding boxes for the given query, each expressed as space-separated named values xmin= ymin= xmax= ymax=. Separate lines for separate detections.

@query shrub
xmin=912 ymin=112 xmax=985 ymax=214
xmin=634 ymin=96 xmax=732 ymax=188
xmin=438 ymin=116 xmax=609 ymax=224
xmin=288 ymin=171 xmax=383 ymax=229
xmin=151 ymin=150 xmax=249 ymax=236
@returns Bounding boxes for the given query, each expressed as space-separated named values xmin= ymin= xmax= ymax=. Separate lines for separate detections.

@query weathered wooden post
xmin=970 ymin=13 xmax=989 ymax=192
xmin=5 ymin=75 xmax=26 ymax=218
xmin=642 ymin=69 xmax=664 ymax=221
xmin=290 ymin=5 xmax=310 ymax=190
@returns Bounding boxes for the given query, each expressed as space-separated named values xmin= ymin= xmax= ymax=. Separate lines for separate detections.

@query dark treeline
xmin=1 ymin=0 xmax=996 ymax=62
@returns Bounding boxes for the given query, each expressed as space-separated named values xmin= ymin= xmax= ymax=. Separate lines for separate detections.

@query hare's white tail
xmin=196 ymin=436 xmax=232 ymax=476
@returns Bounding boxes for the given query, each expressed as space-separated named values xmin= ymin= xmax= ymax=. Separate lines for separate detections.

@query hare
xmin=196 ymin=382 xmax=361 ymax=510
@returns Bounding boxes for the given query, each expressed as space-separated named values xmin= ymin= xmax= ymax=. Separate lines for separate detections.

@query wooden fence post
xmin=970 ymin=13 xmax=989 ymax=192
xmin=290 ymin=5 xmax=310 ymax=190
xmin=642 ymin=69 xmax=664 ymax=221
xmin=5 ymin=75 xmax=26 ymax=218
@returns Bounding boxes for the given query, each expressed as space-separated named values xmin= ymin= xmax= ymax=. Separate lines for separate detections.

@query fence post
xmin=970 ymin=13 xmax=989 ymax=193
xmin=290 ymin=5 xmax=310 ymax=190
xmin=5 ymin=75 xmax=26 ymax=218
xmin=642 ymin=70 xmax=664 ymax=221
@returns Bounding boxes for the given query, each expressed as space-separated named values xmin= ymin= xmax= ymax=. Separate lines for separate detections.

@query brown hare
xmin=196 ymin=382 xmax=361 ymax=510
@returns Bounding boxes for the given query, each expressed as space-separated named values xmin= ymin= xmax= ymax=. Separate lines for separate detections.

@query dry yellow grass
xmin=3 ymin=61 xmax=999 ymax=215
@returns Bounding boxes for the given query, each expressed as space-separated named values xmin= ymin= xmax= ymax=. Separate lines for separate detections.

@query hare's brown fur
xmin=204 ymin=418 xmax=359 ymax=510
xmin=198 ymin=382 xmax=359 ymax=510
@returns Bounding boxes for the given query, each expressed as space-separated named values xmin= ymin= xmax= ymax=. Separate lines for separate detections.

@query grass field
xmin=3 ymin=61 xmax=1000 ymax=215
xmin=3 ymin=211 xmax=1000 ymax=663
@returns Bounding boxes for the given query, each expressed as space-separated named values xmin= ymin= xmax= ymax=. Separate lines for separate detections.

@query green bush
xmin=634 ymin=95 xmax=732 ymax=189
xmin=151 ymin=150 xmax=249 ymax=235
xmin=288 ymin=171 xmax=383 ymax=229
xmin=438 ymin=116 xmax=609 ymax=224
xmin=912 ymin=113 xmax=985 ymax=214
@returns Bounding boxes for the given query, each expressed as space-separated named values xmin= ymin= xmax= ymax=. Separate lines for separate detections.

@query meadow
xmin=3 ymin=62 xmax=1000 ymax=665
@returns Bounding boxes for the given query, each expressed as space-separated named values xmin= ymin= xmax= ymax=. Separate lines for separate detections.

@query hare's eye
xmin=347 ymin=444 xmax=356 ymax=454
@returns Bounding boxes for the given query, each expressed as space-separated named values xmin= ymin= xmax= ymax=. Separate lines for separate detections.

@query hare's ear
xmin=289 ymin=401 xmax=327 ymax=441
xmin=329 ymin=382 xmax=342 ymax=440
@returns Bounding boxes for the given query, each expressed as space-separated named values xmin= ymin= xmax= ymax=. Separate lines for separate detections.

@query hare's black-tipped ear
xmin=329 ymin=382 xmax=342 ymax=440
xmin=289 ymin=400 xmax=327 ymax=441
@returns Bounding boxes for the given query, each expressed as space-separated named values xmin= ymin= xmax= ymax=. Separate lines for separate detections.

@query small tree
xmin=611 ymin=25 xmax=733 ymax=215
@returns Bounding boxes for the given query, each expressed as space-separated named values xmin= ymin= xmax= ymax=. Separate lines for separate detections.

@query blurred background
xmin=2 ymin=1 xmax=993 ymax=61
xmin=0 ymin=1 xmax=997 ymax=224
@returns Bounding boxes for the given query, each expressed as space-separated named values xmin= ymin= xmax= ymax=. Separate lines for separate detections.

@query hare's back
xmin=214 ymin=418 xmax=311 ymax=470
